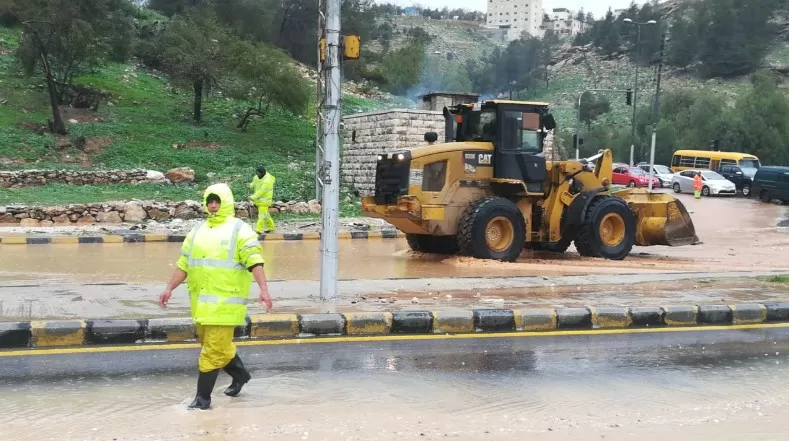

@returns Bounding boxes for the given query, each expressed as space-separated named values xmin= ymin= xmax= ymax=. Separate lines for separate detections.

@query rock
xmin=0 ymin=213 xmax=14 ymax=223
xmin=76 ymin=215 xmax=96 ymax=225
xmin=0 ymin=206 xmax=5 ymax=214
xmin=307 ymin=200 xmax=322 ymax=214
xmin=68 ymin=119 xmax=79 ymax=124
xmin=52 ymin=214 xmax=70 ymax=224
xmin=291 ymin=202 xmax=310 ymax=214
xmin=174 ymin=203 xmax=199 ymax=219
xmin=19 ymin=218 xmax=39 ymax=227
xmin=147 ymin=208 xmax=170 ymax=221
xmin=166 ymin=167 xmax=195 ymax=183
xmin=145 ymin=170 xmax=167 ymax=183
xmin=268 ymin=207 xmax=279 ymax=214
xmin=235 ymin=209 xmax=250 ymax=218
xmin=97 ymin=211 xmax=123 ymax=223
xmin=123 ymin=202 xmax=147 ymax=222
xmin=40 ymin=220 xmax=54 ymax=226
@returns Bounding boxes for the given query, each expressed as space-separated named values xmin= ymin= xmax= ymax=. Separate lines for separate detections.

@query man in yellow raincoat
xmin=248 ymin=166 xmax=276 ymax=234
xmin=159 ymin=183 xmax=273 ymax=410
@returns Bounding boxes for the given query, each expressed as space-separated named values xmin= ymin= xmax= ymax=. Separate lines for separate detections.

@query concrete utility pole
xmin=319 ymin=0 xmax=342 ymax=300
xmin=623 ymin=18 xmax=657 ymax=167
xmin=647 ymin=33 xmax=666 ymax=192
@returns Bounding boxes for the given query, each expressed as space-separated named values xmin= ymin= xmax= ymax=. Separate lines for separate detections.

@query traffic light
xmin=573 ymin=134 xmax=584 ymax=148
xmin=711 ymin=139 xmax=720 ymax=151
xmin=625 ymin=89 xmax=633 ymax=106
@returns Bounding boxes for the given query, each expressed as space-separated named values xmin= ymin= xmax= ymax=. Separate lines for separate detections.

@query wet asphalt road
xmin=2 ymin=327 xmax=789 ymax=440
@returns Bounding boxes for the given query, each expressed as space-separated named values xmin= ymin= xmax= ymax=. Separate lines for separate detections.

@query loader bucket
xmin=612 ymin=189 xmax=700 ymax=247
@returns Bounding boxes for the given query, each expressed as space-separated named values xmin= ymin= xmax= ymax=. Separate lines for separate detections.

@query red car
xmin=612 ymin=164 xmax=661 ymax=188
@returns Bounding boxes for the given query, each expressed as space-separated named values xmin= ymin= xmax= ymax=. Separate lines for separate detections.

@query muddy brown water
xmin=0 ymin=193 xmax=786 ymax=285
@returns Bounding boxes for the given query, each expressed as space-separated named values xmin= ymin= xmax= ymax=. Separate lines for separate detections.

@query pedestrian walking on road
xmin=693 ymin=172 xmax=703 ymax=199
xmin=159 ymin=183 xmax=273 ymax=410
xmin=248 ymin=165 xmax=276 ymax=234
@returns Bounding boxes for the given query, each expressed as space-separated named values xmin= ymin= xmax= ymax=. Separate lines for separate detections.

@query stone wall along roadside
xmin=0 ymin=199 xmax=323 ymax=225
xmin=0 ymin=169 xmax=165 ymax=188
xmin=2 ymin=302 xmax=787 ymax=349
xmin=342 ymin=109 xmax=446 ymax=196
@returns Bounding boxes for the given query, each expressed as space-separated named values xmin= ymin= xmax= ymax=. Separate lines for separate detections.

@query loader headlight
xmin=377 ymin=155 xmax=384 ymax=161
xmin=397 ymin=153 xmax=405 ymax=160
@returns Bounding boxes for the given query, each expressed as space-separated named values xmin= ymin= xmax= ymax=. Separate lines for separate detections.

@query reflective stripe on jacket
xmin=250 ymin=173 xmax=276 ymax=207
xmin=177 ymin=183 xmax=265 ymax=326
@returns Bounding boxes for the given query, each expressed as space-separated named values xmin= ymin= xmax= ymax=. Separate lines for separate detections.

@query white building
xmin=541 ymin=7 xmax=586 ymax=38
xmin=485 ymin=0 xmax=544 ymax=42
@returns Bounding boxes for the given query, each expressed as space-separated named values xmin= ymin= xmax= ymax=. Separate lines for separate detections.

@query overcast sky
xmin=388 ymin=0 xmax=646 ymax=19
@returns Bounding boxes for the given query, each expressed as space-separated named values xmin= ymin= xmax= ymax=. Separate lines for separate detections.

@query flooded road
xmin=0 ymin=193 xmax=786 ymax=286
xmin=2 ymin=328 xmax=789 ymax=440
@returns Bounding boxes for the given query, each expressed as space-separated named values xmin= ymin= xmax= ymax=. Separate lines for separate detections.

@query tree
xmin=148 ymin=0 xmax=202 ymax=17
xmin=381 ymin=39 xmax=425 ymax=95
xmin=16 ymin=0 xmax=135 ymax=134
xmin=577 ymin=93 xmax=611 ymax=129
xmin=540 ymin=31 xmax=559 ymax=87
xmin=157 ymin=8 xmax=235 ymax=122
xmin=725 ymin=71 xmax=789 ymax=164
xmin=229 ymin=41 xmax=310 ymax=130
xmin=698 ymin=0 xmax=776 ymax=78
xmin=596 ymin=9 xmax=621 ymax=55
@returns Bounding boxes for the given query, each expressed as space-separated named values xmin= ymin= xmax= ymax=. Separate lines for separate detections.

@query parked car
xmin=612 ymin=164 xmax=661 ymax=188
xmin=752 ymin=166 xmax=789 ymax=203
xmin=672 ymin=169 xmax=737 ymax=196
xmin=637 ymin=163 xmax=675 ymax=188
xmin=718 ymin=164 xmax=756 ymax=197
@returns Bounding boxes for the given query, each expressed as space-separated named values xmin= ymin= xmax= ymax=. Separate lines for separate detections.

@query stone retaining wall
xmin=0 ymin=169 xmax=158 ymax=188
xmin=342 ymin=109 xmax=445 ymax=196
xmin=0 ymin=199 xmax=322 ymax=225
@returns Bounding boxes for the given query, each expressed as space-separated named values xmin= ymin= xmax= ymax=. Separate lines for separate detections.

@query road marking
xmin=2 ymin=322 xmax=788 ymax=358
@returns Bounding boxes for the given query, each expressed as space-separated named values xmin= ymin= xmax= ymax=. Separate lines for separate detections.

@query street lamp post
xmin=623 ymin=18 xmax=656 ymax=167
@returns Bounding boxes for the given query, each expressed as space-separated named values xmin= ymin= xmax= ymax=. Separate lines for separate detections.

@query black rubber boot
xmin=188 ymin=369 xmax=219 ymax=410
xmin=223 ymin=354 xmax=252 ymax=397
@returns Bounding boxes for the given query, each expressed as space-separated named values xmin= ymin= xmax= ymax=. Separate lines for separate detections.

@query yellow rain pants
xmin=195 ymin=324 xmax=236 ymax=373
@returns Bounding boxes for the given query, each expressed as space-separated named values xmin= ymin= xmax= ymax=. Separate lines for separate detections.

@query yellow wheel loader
xmin=361 ymin=100 xmax=699 ymax=262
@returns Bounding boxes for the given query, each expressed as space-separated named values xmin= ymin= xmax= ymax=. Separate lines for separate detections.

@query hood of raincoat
xmin=202 ymin=183 xmax=236 ymax=226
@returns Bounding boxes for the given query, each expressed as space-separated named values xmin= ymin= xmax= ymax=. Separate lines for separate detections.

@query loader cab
xmin=443 ymin=101 xmax=556 ymax=193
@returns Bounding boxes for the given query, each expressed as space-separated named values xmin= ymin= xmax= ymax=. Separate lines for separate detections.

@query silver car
xmin=672 ymin=170 xmax=737 ymax=196
xmin=637 ymin=163 xmax=675 ymax=188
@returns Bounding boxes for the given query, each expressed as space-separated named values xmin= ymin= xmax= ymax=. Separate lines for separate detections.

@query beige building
xmin=485 ymin=0 xmax=544 ymax=42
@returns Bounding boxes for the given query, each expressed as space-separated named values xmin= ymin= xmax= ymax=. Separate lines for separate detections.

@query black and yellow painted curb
xmin=0 ymin=230 xmax=405 ymax=245
xmin=2 ymin=302 xmax=788 ymax=350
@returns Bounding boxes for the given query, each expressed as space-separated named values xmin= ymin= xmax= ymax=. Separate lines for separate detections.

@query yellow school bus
xmin=671 ymin=150 xmax=761 ymax=173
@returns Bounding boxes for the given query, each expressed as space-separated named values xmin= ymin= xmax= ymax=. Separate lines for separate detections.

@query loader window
xmin=459 ymin=109 xmax=496 ymax=142
xmin=500 ymin=110 xmax=541 ymax=154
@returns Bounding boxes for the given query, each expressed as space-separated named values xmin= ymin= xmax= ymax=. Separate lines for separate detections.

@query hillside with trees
xmin=2 ymin=0 xmax=789 ymax=208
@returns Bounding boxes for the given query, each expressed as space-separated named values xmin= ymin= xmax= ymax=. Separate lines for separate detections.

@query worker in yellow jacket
xmin=159 ymin=183 xmax=273 ymax=410
xmin=248 ymin=166 xmax=276 ymax=234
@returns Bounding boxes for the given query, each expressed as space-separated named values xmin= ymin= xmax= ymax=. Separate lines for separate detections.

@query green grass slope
xmin=0 ymin=26 xmax=389 ymax=206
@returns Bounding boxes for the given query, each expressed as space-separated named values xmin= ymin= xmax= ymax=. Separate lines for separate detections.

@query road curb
xmin=0 ymin=230 xmax=405 ymax=246
xmin=4 ymin=302 xmax=789 ymax=349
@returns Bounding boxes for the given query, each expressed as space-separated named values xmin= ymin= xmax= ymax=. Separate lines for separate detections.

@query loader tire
xmin=406 ymin=234 xmax=459 ymax=255
xmin=574 ymin=196 xmax=635 ymax=260
xmin=458 ymin=197 xmax=526 ymax=262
